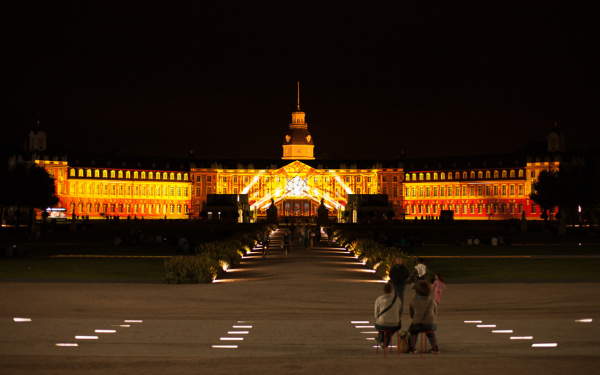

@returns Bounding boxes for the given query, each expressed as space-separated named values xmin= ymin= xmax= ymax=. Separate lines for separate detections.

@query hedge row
xmin=164 ymin=226 xmax=271 ymax=284
xmin=334 ymin=229 xmax=424 ymax=280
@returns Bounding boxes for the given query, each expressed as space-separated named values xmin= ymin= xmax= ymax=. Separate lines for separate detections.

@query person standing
xmin=410 ymin=257 xmax=428 ymax=288
xmin=388 ymin=257 xmax=409 ymax=309
xmin=374 ymin=283 xmax=402 ymax=349
xmin=432 ymin=273 xmax=447 ymax=304
xmin=409 ymin=281 xmax=438 ymax=353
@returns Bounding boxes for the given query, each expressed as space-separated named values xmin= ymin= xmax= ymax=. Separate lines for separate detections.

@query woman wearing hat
xmin=409 ymin=280 xmax=438 ymax=353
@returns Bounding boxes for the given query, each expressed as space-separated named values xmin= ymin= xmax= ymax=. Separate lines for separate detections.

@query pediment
xmin=277 ymin=160 xmax=316 ymax=175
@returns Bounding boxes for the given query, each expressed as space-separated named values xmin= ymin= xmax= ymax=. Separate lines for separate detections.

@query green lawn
xmin=0 ymin=257 xmax=166 ymax=281
xmin=424 ymin=257 xmax=600 ymax=281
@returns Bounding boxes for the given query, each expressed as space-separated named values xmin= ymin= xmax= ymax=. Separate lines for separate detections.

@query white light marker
xmin=356 ymin=326 xmax=375 ymax=329
xmin=13 ymin=317 xmax=32 ymax=322
xmin=492 ymin=330 xmax=514 ymax=333
xmin=510 ymin=336 xmax=533 ymax=340
xmin=532 ymin=343 xmax=558 ymax=347
xmin=55 ymin=343 xmax=78 ymax=347
xmin=95 ymin=330 xmax=116 ymax=333
xmin=464 ymin=320 xmax=483 ymax=324
xmin=351 ymin=321 xmax=370 ymax=324
xmin=124 ymin=320 xmax=143 ymax=323
xmin=361 ymin=331 xmax=379 ymax=334
xmin=212 ymin=345 xmax=238 ymax=349
xmin=112 ymin=325 xmax=130 ymax=328
xmin=228 ymin=331 xmax=249 ymax=334
xmin=477 ymin=324 xmax=496 ymax=328
xmin=232 ymin=325 xmax=252 ymax=328
xmin=575 ymin=319 xmax=593 ymax=323
xmin=220 ymin=337 xmax=244 ymax=341
xmin=75 ymin=336 xmax=98 ymax=340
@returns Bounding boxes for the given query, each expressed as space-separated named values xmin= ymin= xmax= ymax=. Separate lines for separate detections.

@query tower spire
xmin=297 ymin=82 xmax=300 ymax=110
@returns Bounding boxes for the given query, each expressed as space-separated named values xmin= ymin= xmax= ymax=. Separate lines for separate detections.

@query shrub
xmin=164 ymin=255 xmax=220 ymax=284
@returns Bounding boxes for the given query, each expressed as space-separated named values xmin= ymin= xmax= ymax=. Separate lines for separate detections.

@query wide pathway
xmin=0 ymin=228 xmax=599 ymax=375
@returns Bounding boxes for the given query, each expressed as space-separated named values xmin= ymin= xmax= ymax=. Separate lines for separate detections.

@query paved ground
xmin=1 ymin=228 xmax=599 ymax=374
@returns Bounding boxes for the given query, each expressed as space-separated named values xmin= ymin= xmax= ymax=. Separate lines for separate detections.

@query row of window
xmin=70 ymin=183 xmax=189 ymax=198
xmin=71 ymin=169 xmax=189 ymax=181
xmin=404 ymin=184 xmax=525 ymax=198
xmin=405 ymin=169 xmax=525 ymax=182
xmin=71 ymin=202 xmax=189 ymax=215
xmin=405 ymin=203 xmax=537 ymax=216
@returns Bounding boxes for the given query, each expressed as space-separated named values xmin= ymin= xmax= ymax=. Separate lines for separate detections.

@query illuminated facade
xmin=32 ymin=88 xmax=560 ymax=222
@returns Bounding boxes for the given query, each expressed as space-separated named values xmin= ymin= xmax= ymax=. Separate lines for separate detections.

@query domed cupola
xmin=282 ymin=83 xmax=315 ymax=160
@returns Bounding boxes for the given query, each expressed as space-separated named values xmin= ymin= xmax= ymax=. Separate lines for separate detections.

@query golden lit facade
xmin=34 ymin=87 xmax=558 ymax=222
xmin=36 ymin=160 xmax=190 ymax=219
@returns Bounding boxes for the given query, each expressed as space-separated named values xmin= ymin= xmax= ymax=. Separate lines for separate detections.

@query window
xmin=126 ymin=171 xmax=130 ymax=179
xmin=532 ymin=204 xmax=537 ymax=214
xmin=177 ymin=187 xmax=181 ymax=196
xmin=510 ymin=203 xmax=515 ymax=214
xmin=149 ymin=186 xmax=154 ymax=196
xmin=86 ymin=169 xmax=91 ymax=177
xmin=478 ymin=204 xmax=482 ymax=214
xmin=133 ymin=171 xmax=138 ymax=179
xmin=440 ymin=187 xmax=445 ymax=197
xmin=502 ymin=170 xmax=507 ymax=178
xmin=78 ymin=169 xmax=83 ymax=177
xmin=433 ymin=187 xmax=438 ymax=197
xmin=126 ymin=186 xmax=131 ymax=195
xmin=207 ymin=187 xmax=212 ymax=195
xmin=110 ymin=170 xmax=116 ymax=178
xmin=494 ymin=185 xmax=499 ymax=195
xmin=426 ymin=187 xmax=431 ymax=197
xmin=111 ymin=185 xmax=116 ymax=195
xmin=463 ymin=204 xmax=468 ymax=214
xmin=470 ymin=186 xmax=475 ymax=196
xmin=196 ymin=175 xmax=201 ymax=182
xmin=393 ymin=176 xmax=398 ymax=183
xmin=356 ymin=176 xmax=361 ymax=182
xmin=494 ymin=170 xmax=499 ymax=179
xmin=405 ymin=188 xmax=410 ymax=197
xmin=462 ymin=172 xmax=467 ymax=179
xmin=149 ymin=172 xmax=153 ymax=179
xmin=95 ymin=170 xmax=100 ymax=178
xmin=510 ymin=185 xmax=515 ymax=195
xmin=518 ymin=204 xmax=523 ymax=214
xmin=196 ymin=187 xmax=201 ymax=196
xmin=118 ymin=204 xmax=124 ymax=213
xmin=441 ymin=172 xmax=445 ymax=180
xmin=419 ymin=187 xmax=424 ymax=197
xmin=118 ymin=171 xmax=123 ymax=179
xmin=518 ymin=170 xmax=524 ymax=178
xmin=470 ymin=204 xmax=475 ymax=214
xmin=478 ymin=186 xmax=483 ymax=196
xmin=126 ymin=204 xmax=131 ymax=214
xmin=478 ymin=171 xmax=483 ymax=179
xmin=141 ymin=171 xmax=146 ymax=179
xmin=485 ymin=186 xmax=491 ymax=196
xmin=462 ymin=186 xmax=467 ymax=196
xmin=486 ymin=171 xmax=491 ymax=179
xmin=502 ymin=185 xmax=507 ymax=195
xmin=169 ymin=173 xmax=173 ymax=180
xmin=405 ymin=174 xmax=410 ymax=181
xmin=207 ymin=176 xmax=211 ymax=182
xmin=510 ymin=170 xmax=515 ymax=178
xmin=448 ymin=173 xmax=452 ymax=180
xmin=447 ymin=187 xmax=452 ymax=197
xmin=393 ymin=187 xmax=398 ymax=197
xmin=519 ymin=185 xmax=524 ymax=195
xmin=455 ymin=172 xmax=460 ymax=179
xmin=433 ymin=173 xmax=438 ymax=180
xmin=118 ymin=185 xmax=123 ymax=195
xmin=419 ymin=173 xmax=424 ymax=181
xmin=177 ymin=173 xmax=181 ymax=181
xmin=471 ymin=171 xmax=476 ymax=179
xmin=426 ymin=173 xmax=431 ymax=181
xmin=141 ymin=186 xmax=146 ymax=196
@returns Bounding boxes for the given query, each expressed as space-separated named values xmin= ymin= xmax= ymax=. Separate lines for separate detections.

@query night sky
xmin=3 ymin=2 xmax=598 ymax=160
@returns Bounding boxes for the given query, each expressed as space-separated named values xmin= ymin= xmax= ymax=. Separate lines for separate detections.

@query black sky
xmin=2 ymin=2 xmax=598 ymax=160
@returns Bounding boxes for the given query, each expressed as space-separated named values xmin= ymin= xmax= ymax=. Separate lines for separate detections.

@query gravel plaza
xmin=1 ymin=231 xmax=599 ymax=375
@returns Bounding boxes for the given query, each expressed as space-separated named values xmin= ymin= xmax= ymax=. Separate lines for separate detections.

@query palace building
xmin=28 ymin=86 xmax=561 ymax=222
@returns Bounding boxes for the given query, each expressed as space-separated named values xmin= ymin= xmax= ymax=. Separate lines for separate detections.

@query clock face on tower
xmin=286 ymin=176 xmax=308 ymax=197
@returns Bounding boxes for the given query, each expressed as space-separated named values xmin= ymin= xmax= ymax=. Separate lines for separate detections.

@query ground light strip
xmin=13 ymin=317 xmax=32 ymax=322
xmin=510 ymin=336 xmax=534 ymax=340
xmin=575 ymin=319 xmax=593 ymax=323
xmin=532 ymin=343 xmax=558 ymax=347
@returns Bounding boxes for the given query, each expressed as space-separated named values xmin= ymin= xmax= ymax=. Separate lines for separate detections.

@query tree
xmin=530 ymin=169 xmax=560 ymax=223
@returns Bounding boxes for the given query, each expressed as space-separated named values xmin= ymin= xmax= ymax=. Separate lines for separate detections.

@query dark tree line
xmin=0 ymin=163 xmax=59 ymax=228
xmin=530 ymin=154 xmax=600 ymax=228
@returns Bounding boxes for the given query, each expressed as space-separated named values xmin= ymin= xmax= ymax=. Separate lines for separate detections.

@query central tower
xmin=282 ymin=83 xmax=315 ymax=160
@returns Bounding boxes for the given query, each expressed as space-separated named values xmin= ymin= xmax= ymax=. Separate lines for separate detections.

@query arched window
xmin=441 ymin=172 xmax=445 ymax=180
xmin=110 ymin=170 xmax=116 ymax=178
xmin=455 ymin=172 xmax=460 ymax=179
xmin=141 ymin=171 xmax=146 ymax=179
xmin=486 ymin=171 xmax=491 ymax=179
xmin=478 ymin=171 xmax=483 ymax=179
xmin=177 ymin=173 xmax=181 ymax=181
xmin=518 ymin=169 xmax=524 ymax=178
xmin=448 ymin=173 xmax=452 ymax=180
xmin=470 ymin=171 xmax=475 ymax=179
xmin=510 ymin=170 xmax=515 ymax=178
xmin=494 ymin=170 xmax=499 ymax=179
xmin=502 ymin=170 xmax=507 ymax=178
xmin=118 ymin=171 xmax=123 ymax=179
xmin=170 ymin=173 xmax=174 ymax=180
xmin=86 ymin=169 xmax=91 ymax=177
xmin=426 ymin=173 xmax=431 ymax=180
xmin=419 ymin=173 xmax=424 ymax=180
xmin=126 ymin=171 xmax=131 ymax=179
xmin=462 ymin=172 xmax=467 ymax=179
xmin=163 ymin=172 xmax=168 ymax=180
xmin=94 ymin=170 xmax=100 ymax=178
xmin=433 ymin=173 xmax=438 ymax=180
xmin=149 ymin=171 xmax=153 ymax=179
xmin=156 ymin=173 xmax=160 ymax=180
xmin=78 ymin=169 xmax=83 ymax=177
xmin=183 ymin=173 xmax=188 ymax=181
xmin=405 ymin=174 xmax=410 ymax=181
xmin=133 ymin=171 xmax=138 ymax=179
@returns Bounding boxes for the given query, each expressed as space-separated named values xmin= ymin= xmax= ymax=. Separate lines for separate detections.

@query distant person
xmin=410 ymin=258 xmax=428 ymax=288
xmin=388 ymin=257 xmax=409 ymax=308
xmin=374 ymin=283 xmax=402 ymax=349
xmin=409 ymin=280 xmax=438 ymax=353
xmin=283 ymin=231 xmax=290 ymax=256
xmin=432 ymin=273 xmax=447 ymax=305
